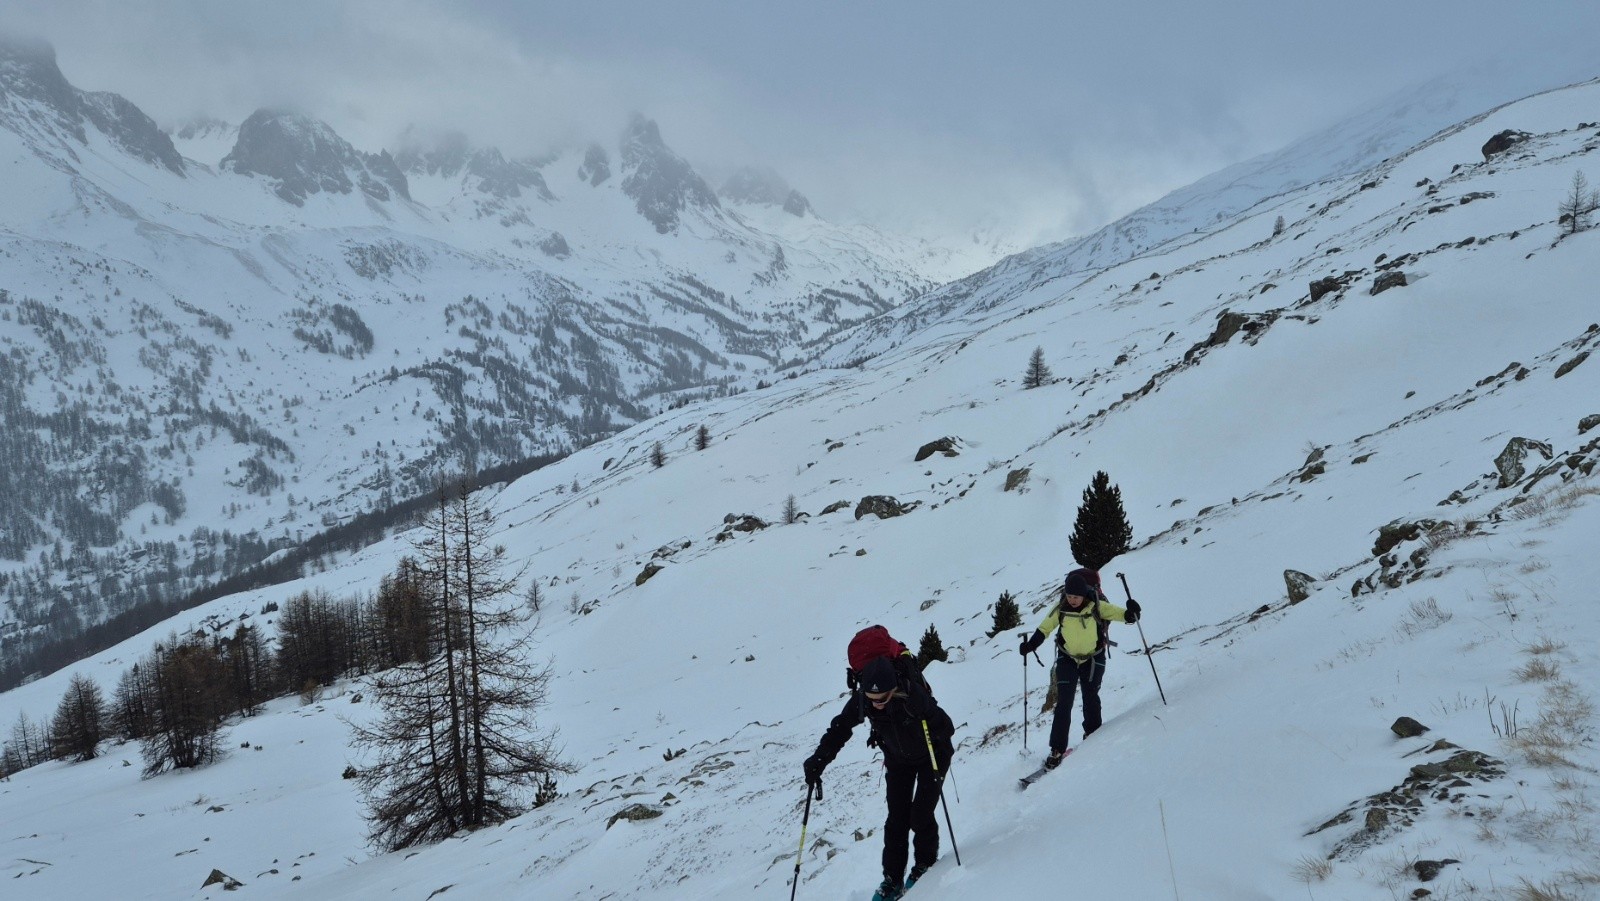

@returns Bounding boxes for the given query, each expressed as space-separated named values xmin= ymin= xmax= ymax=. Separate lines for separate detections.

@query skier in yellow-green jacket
xmin=1019 ymin=568 xmax=1140 ymax=769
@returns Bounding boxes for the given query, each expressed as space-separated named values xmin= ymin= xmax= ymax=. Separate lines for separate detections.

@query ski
xmin=1017 ymin=749 xmax=1071 ymax=789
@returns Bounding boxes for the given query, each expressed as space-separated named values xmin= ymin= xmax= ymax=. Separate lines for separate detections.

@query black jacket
xmin=812 ymin=675 xmax=954 ymax=772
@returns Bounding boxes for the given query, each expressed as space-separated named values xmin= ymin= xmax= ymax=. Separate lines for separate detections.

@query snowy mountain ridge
xmin=3 ymin=67 xmax=1600 ymax=900
xmin=0 ymin=38 xmax=980 ymax=678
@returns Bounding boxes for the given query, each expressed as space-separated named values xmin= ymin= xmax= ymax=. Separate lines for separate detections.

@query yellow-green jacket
xmin=1024 ymin=598 xmax=1128 ymax=660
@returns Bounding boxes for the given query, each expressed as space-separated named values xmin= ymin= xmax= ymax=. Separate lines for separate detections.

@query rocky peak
xmin=578 ymin=143 xmax=611 ymax=186
xmin=619 ymin=114 xmax=719 ymax=234
xmin=0 ymin=36 xmax=79 ymax=121
xmin=394 ymin=132 xmax=551 ymax=201
xmin=223 ymin=109 xmax=409 ymax=206
xmin=0 ymin=37 xmax=183 ymax=174
xmin=719 ymin=166 xmax=814 ymax=217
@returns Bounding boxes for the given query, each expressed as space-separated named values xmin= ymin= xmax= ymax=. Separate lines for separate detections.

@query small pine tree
xmin=1273 ymin=215 xmax=1286 ymax=237
xmin=988 ymin=590 xmax=1021 ymax=638
xmin=695 ymin=424 xmax=711 ymax=451
xmin=1068 ymin=470 xmax=1133 ymax=571
xmin=782 ymin=494 xmax=800 ymax=525
xmin=1023 ymin=346 xmax=1052 ymax=389
xmin=915 ymin=625 xmax=949 ymax=670
xmin=650 ymin=441 xmax=666 ymax=468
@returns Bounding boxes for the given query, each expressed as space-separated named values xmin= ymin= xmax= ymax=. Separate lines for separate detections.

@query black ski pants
xmin=881 ymin=757 xmax=940 ymax=881
xmin=1047 ymin=649 xmax=1106 ymax=754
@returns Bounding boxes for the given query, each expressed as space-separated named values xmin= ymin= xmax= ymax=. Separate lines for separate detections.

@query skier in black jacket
xmin=803 ymin=656 xmax=954 ymax=901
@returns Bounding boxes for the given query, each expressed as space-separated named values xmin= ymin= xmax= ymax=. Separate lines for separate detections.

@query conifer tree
xmin=1023 ymin=346 xmax=1052 ymax=389
xmin=695 ymin=424 xmax=711 ymax=451
xmin=915 ymin=625 xmax=949 ymax=670
xmin=650 ymin=441 xmax=667 ymax=468
xmin=1068 ymin=470 xmax=1133 ymax=571
xmin=49 ymin=672 xmax=108 ymax=762
xmin=782 ymin=494 xmax=800 ymax=525
xmin=988 ymin=590 xmax=1022 ymax=637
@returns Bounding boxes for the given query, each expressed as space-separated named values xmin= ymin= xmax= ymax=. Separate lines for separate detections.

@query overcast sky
xmin=8 ymin=1 xmax=1600 ymax=246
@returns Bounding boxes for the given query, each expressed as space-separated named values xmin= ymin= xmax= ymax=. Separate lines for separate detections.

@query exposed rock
xmin=1580 ymin=414 xmax=1600 ymax=434
xmin=1184 ymin=309 xmax=1279 ymax=361
xmin=914 ymin=437 xmax=961 ymax=462
xmin=635 ymin=562 xmax=664 ymax=586
xmin=224 ymin=109 xmax=409 ymax=206
xmin=782 ymin=189 xmax=814 ymax=218
xmin=1284 ymin=570 xmax=1316 ymax=604
xmin=1364 ymin=808 xmax=1388 ymax=833
xmin=540 ymin=232 xmax=571 ymax=258
xmin=1 ymin=38 xmax=187 ymax=175
xmin=1413 ymin=859 xmax=1459 ymax=882
xmin=578 ymin=143 xmax=610 ymax=185
xmin=1520 ymin=434 xmax=1600 ymax=492
xmin=201 ymin=869 xmax=244 ymax=890
xmin=1480 ymin=129 xmax=1530 ymax=160
xmin=855 ymin=495 xmax=918 ymax=520
xmin=715 ymin=514 xmax=769 ymax=541
xmin=820 ymin=500 xmax=852 ymax=516
xmin=652 ymin=540 xmax=691 ymax=560
xmin=1372 ymin=518 xmax=1442 ymax=557
xmin=1370 ymin=271 xmax=1408 ymax=295
xmin=393 ymin=136 xmax=552 ymax=200
xmin=1554 ymin=350 xmax=1590 ymax=379
xmin=1390 ymin=717 xmax=1429 ymax=738
xmin=1309 ymin=748 xmax=1503 ymax=861
xmin=1004 ymin=468 xmax=1031 ymax=492
xmin=1494 ymin=437 xmax=1553 ymax=488
xmin=606 ymin=803 xmax=663 ymax=829
xmin=1309 ymin=276 xmax=1342 ymax=302
xmin=619 ymin=115 xmax=720 ymax=234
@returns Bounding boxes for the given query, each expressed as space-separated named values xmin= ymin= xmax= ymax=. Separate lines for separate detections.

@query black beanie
xmin=1064 ymin=570 xmax=1098 ymax=600
xmin=859 ymin=657 xmax=898 ymax=694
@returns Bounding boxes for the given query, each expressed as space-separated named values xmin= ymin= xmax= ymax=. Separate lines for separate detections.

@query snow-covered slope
xmin=4 ymin=72 xmax=1600 ymax=899
xmin=824 ymin=64 xmax=1600 ymax=361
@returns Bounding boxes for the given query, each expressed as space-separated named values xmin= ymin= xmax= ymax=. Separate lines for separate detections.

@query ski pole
xmin=1116 ymin=572 xmax=1168 ymax=706
xmin=921 ymin=720 xmax=962 ymax=866
xmin=790 ymin=780 xmax=821 ymax=901
xmin=1019 ymin=631 xmax=1029 ymax=752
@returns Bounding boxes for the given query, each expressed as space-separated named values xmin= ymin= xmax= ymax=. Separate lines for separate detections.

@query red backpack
xmin=845 ymin=625 xmax=930 ymax=693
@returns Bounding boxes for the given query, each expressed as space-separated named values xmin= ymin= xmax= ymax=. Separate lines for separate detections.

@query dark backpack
xmin=845 ymin=625 xmax=930 ymax=694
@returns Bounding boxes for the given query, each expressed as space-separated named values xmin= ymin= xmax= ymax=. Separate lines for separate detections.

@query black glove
xmin=1018 ymin=637 xmax=1030 ymax=656
xmin=1125 ymin=598 xmax=1141 ymax=623
xmin=803 ymin=755 xmax=824 ymax=786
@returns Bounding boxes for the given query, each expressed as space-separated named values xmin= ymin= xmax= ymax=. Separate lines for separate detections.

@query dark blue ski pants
xmin=1048 ymin=650 xmax=1106 ymax=754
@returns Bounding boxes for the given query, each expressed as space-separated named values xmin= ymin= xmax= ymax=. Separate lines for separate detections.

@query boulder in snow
xmin=1494 ymin=437 xmax=1553 ymax=488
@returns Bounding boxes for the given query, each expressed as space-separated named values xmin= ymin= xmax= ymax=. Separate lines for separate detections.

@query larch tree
xmin=49 ymin=672 xmax=108 ymax=762
xmin=1023 ymin=346 xmax=1053 ymax=389
xmin=352 ymin=482 xmax=569 ymax=851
